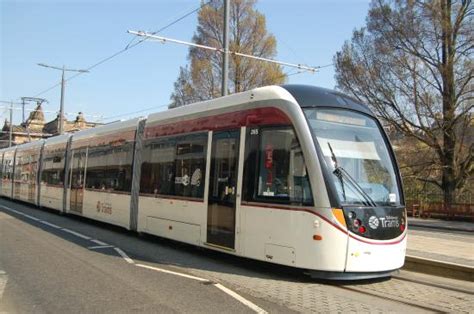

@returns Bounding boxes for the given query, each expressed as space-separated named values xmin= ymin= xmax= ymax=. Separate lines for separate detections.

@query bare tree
xmin=170 ymin=0 xmax=285 ymax=108
xmin=334 ymin=0 xmax=473 ymax=209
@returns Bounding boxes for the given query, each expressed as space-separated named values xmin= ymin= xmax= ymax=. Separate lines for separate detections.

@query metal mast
xmin=37 ymin=63 xmax=89 ymax=135
xmin=221 ymin=0 xmax=230 ymax=96
xmin=9 ymin=101 xmax=13 ymax=147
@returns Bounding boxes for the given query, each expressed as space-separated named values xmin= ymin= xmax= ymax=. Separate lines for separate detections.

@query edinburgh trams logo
xmin=368 ymin=216 xmax=380 ymax=229
xmin=369 ymin=215 xmax=400 ymax=229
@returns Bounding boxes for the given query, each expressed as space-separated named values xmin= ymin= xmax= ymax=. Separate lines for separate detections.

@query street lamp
xmin=37 ymin=63 xmax=89 ymax=135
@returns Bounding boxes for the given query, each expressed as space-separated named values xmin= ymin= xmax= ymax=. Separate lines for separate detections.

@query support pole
xmin=22 ymin=98 xmax=25 ymax=123
xmin=59 ymin=66 xmax=65 ymax=135
xmin=38 ymin=63 xmax=88 ymax=135
xmin=9 ymin=101 xmax=13 ymax=147
xmin=221 ymin=0 xmax=230 ymax=96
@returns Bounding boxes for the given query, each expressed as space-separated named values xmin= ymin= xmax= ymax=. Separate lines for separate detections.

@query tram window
xmin=2 ymin=156 xmax=14 ymax=180
xmin=244 ymin=127 xmax=313 ymax=206
xmin=140 ymin=133 xmax=207 ymax=199
xmin=15 ymin=154 xmax=37 ymax=183
xmin=140 ymin=137 xmax=176 ymax=196
xmin=85 ymin=138 xmax=134 ymax=193
xmin=41 ymin=149 xmax=65 ymax=186
xmin=175 ymin=134 xmax=207 ymax=198
xmin=70 ymin=149 xmax=87 ymax=189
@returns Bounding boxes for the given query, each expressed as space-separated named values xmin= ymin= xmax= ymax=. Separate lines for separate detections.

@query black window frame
xmin=84 ymin=137 xmax=135 ymax=194
xmin=243 ymin=125 xmax=314 ymax=206
xmin=2 ymin=153 xmax=14 ymax=181
xmin=41 ymin=146 xmax=67 ymax=187
xmin=139 ymin=132 xmax=208 ymax=200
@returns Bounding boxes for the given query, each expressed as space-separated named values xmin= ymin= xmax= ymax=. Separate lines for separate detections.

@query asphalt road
xmin=1 ymin=198 xmax=472 ymax=313
xmin=0 ymin=199 xmax=283 ymax=313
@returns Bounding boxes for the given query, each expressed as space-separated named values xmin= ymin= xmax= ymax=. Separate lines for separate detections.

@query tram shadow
xmin=1 ymin=199 xmax=394 ymax=285
xmin=135 ymin=232 xmax=394 ymax=286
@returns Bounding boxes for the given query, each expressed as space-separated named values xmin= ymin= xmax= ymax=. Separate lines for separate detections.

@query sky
xmin=1 ymin=0 xmax=371 ymax=125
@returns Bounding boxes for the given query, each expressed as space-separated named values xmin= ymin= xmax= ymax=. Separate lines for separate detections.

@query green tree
xmin=170 ymin=0 xmax=285 ymax=108
xmin=334 ymin=0 xmax=473 ymax=209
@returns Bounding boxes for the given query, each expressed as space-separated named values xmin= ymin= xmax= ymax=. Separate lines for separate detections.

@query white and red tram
xmin=0 ymin=85 xmax=407 ymax=279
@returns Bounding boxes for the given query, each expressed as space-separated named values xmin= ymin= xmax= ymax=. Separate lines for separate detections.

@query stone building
xmin=0 ymin=103 xmax=100 ymax=148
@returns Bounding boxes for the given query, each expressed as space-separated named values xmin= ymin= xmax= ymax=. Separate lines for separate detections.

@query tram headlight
xmin=353 ymin=219 xmax=361 ymax=228
xmin=348 ymin=211 xmax=356 ymax=219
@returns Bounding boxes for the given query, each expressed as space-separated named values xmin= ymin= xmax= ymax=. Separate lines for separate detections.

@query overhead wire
xmin=101 ymin=104 xmax=170 ymax=122
xmin=102 ymin=68 xmax=325 ymax=122
xmin=101 ymin=70 xmax=308 ymax=122
xmin=315 ymin=63 xmax=334 ymax=69
xmin=26 ymin=1 xmax=333 ymax=124
xmin=32 ymin=1 xmax=210 ymax=99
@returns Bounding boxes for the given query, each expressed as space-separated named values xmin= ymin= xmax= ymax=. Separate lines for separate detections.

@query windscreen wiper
xmin=327 ymin=142 xmax=346 ymax=202
xmin=327 ymin=142 xmax=377 ymax=207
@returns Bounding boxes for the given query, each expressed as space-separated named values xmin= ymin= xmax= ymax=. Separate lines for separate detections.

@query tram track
xmin=335 ymin=285 xmax=443 ymax=313
xmin=391 ymin=274 xmax=474 ymax=295
xmin=334 ymin=275 xmax=473 ymax=313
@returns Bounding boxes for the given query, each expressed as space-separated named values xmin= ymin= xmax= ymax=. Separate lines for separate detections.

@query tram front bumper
xmin=344 ymin=233 xmax=407 ymax=273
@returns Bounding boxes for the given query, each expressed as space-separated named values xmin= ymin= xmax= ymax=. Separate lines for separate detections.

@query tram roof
xmin=146 ymin=85 xmax=296 ymax=126
xmin=15 ymin=139 xmax=45 ymax=152
xmin=146 ymin=85 xmax=374 ymax=126
xmin=71 ymin=117 xmax=141 ymax=141
xmin=43 ymin=133 xmax=71 ymax=146
xmin=281 ymin=85 xmax=373 ymax=116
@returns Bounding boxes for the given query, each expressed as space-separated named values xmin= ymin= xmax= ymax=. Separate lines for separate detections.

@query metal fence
xmin=405 ymin=190 xmax=473 ymax=221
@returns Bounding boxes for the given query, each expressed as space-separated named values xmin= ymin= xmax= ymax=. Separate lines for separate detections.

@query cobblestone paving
xmin=348 ymin=278 xmax=474 ymax=313
xmin=166 ymin=252 xmax=473 ymax=314
xmin=188 ymin=269 xmax=393 ymax=313
xmin=187 ymin=266 xmax=474 ymax=313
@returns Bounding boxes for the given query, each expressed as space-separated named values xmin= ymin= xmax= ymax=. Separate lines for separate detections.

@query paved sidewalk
xmin=407 ymin=226 xmax=474 ymax=267
xmin=408 ymin=217 xmax=474 ymax=232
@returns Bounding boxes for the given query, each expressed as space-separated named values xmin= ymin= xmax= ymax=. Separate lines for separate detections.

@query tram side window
xmin=140 ymin=137 xmax=176 ymax=196
xmin=41 ymin=151 xmax=65 ymax=186
xmin=13 ymin=155 xmax=22 ymax=182
xmin=244 ymin=127 xmax=313 ymax=206
xmin=71 ymin=149 xmax=87 ymax=189
xmin=15 ymin=154 xmax=36 ymax=183
xmin=140 ymin=133 xmax=207 ymax=199
xmin=2 ymin=156 xmax=14 ymax=180
xmin=85 ymin=140 xmax=134 ymax=193
xmin=29 ymin=155 xmax=39 ymax=184
xmin=2 ymin=157 xmax=5 ymax=180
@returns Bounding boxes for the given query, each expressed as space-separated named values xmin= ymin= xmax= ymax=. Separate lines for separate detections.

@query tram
xmin=0 ymin=85 xmax=407 ymax=279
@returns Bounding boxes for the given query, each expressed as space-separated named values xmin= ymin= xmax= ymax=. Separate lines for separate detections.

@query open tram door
xmin=70 ymin=149 xmax=86 ymax=214
xmin=207 ymin=130 xmax=240 ymax=250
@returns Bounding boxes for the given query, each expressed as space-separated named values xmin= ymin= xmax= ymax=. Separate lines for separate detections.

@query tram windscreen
xmin=304 ymin=109 xmax=401 ymax=206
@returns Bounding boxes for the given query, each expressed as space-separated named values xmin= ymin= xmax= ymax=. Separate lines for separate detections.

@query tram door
xmin=207 ymin=130 xmax=240 ymax=249
xmin=70 ymin=149 xmax=86 ymax=214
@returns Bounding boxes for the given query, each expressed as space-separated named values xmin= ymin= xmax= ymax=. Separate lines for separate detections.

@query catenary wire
xmin=32 ymin=2 xmax=211 ymax=99
xmin=100 ymin=71 xmax=304 ymax=122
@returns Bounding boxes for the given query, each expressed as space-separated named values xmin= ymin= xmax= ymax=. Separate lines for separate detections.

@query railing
xmin=406 ymin=200 xmax=474 ymax=222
